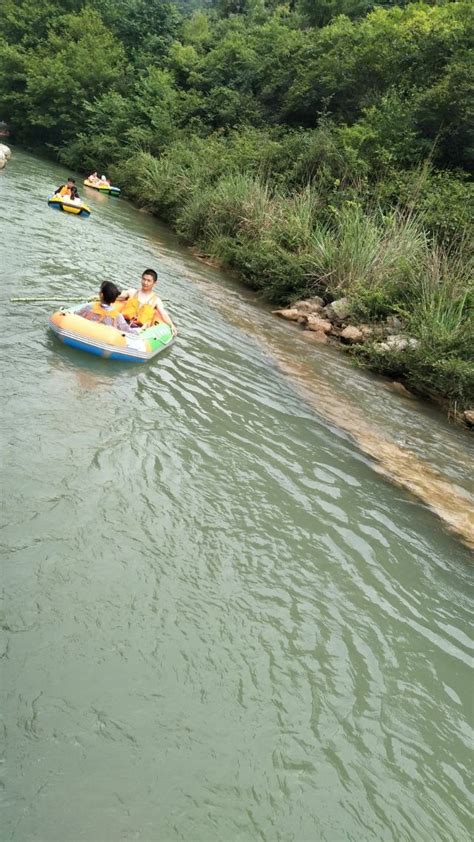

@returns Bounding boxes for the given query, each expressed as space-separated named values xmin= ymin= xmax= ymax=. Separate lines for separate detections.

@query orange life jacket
xmin=59 ymin=185 xmax=72 ymax=197
xmin=120 ymin=293 xmax=160 ymax=327
xmin=84 ymin=301 xmax=122 ymax=327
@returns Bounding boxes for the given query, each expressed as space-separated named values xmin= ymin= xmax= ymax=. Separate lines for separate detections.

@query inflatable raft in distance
xmin=84 ymin=178 xmax=121 ymax=196
xmin=49 ymin=306 xmax=174 ymax=362
xmin=48 ymin=195 xmax=91 ymax=218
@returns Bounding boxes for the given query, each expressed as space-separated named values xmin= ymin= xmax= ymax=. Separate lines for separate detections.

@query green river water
xmin=1 ymin=150 xmax=473 ymax=841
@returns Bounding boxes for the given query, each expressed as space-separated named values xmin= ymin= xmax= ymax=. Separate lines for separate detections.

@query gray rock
xmin=272 ymin=308 xmax=301 ymax=322
xmin=340 ymin=325 xmax=364 ymax=344
xmin=463 ymin=410 xmax=474 ymax=427
xmin=324 ymin=297 xmax=351 ymax=323
xmin=386 ymin=315 xmax=405 ymax=335
xmin=377 ymin=335 xmax=419 ymax=352
xmin=389 ymin=381 xmax=414 ymax=399
xmin=306 ymin=315 xmax=333 ymax=334
xmin=292 ymin=297 xmax=324 ymax=314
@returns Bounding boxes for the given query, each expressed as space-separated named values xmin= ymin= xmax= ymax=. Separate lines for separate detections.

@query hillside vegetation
xmin=1 ymin=0 xmax=472 ymax=407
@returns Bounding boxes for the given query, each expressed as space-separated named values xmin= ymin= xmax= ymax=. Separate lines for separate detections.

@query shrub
xmin=374 ymin=166 xmax=474 ymax=244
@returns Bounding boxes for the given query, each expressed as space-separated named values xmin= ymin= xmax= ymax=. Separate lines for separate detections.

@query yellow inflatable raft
xmin=84 ymin=179 xmax=121 ymax=196
xmin=49 ymin=308 xmax=174 ymax=362
xmin=48 ymin=195 xmax=91 ymax=217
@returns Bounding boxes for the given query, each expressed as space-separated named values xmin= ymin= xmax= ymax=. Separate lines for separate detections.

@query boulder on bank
xmin=340 ymin=325 xmax=364 ymax=344
xmin=0 ymin=143 xmax=11 ymax=159
xmin=386 ymin=315 xmax=405 ymax=335
xmin=292 ymin=297 xmax=324 ymax=314
xmin=303 ymin=330 xmax=329 ymax=344
xmin=272 ymin=308 xmax=301 ymax=322
xmin=463 ymin=410 xmax=474 ymax=428
xmin=377 ymin=335 xmax=419 ymax=352
xmin=324 ymin=297 xmax=351 ymax=323
xmin=306 ymin=315 xmax=332 ymax=334
xmin=340 ymin=324 xmax=376 ymax=344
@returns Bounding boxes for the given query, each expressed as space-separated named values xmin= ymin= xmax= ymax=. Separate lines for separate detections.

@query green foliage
xmin=374 ymin=166 xmax=474 ymax=243
xmin=357 ymin=239 xmax=474 ymax=405
xmin=360 ymin=346 xmax=474 ymax=406
xmin=0 ymin=0 xmax=83 ymax=47
xmin=94 ymin=0 xmax=180 ymax=64
xmin=180 ymin=10 xmax=212 ymax=47
xmin=297 ymin=0 xmax=372 ymax=28
xmin=58 ymin=91 xmax=136 ymax=171
xmin=0 ymin=6 xmax=126 ymax=147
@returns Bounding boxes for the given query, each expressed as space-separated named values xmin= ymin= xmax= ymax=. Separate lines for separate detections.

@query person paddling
xmin=54 ymin=177 xmax=80 ymax=201
xmin=118 ymin=269 xmax=177 ymax=334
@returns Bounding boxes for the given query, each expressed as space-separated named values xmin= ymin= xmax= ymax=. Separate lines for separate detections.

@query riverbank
xmin=192 ymin=242 xmax=474 ymax=424
xmin=106 ymin=151 xmax=473 ymax=420
xmin=271 ymin=295 xmax=474 ymax=426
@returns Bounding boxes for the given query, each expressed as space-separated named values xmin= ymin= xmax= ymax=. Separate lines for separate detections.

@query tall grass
xmin=308 ymin=207 xmax=428 ymax=317
xmin=406 ymin=240 xmax=473 ymax=357
xmin=361 ymin=239 xmax=474 ymax=404
xmin=138 ymin=153 xmax=195 ymax=220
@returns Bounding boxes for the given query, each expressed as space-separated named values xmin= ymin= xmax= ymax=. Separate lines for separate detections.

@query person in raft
xmin=54 ymin=177 xmax=80 ymax=202
xmin=77 ymin=282 xmax=139 ymax=333
xmin=118 ymin=269 xmax=177 ymax=334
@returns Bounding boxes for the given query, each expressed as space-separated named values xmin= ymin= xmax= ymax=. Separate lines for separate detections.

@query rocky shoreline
xmin=273 ymin=297 xmax=474 ymax=429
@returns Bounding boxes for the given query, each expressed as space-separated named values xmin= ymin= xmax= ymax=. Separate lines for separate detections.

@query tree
xmin=3 ymin=7 xmax=126 ymax=146
xmin=94 ymin=0 xmax=181 ymax=64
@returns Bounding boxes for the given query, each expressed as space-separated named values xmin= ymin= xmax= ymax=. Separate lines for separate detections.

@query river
xmin=1 ymin=150 xmax=472 ymax=841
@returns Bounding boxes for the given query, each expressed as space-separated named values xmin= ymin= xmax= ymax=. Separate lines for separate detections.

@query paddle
xmin=10 ymin=296 xmax=99 ymax=303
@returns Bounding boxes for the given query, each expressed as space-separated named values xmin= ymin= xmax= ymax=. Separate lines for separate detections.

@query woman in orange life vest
xmin=54 ymin=177 xmax=80 ymax=201
xmin=77 ymin=282 xmax=139 ymax=333
xmin=118 ymin=269 xmax=177 ymax=335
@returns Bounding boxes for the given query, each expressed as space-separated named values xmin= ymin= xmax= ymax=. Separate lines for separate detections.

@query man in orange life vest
xmin=118 ymin=269 xmax=177 ymax=335
xmin=54 ymin=177 xmax=80 ymax=201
